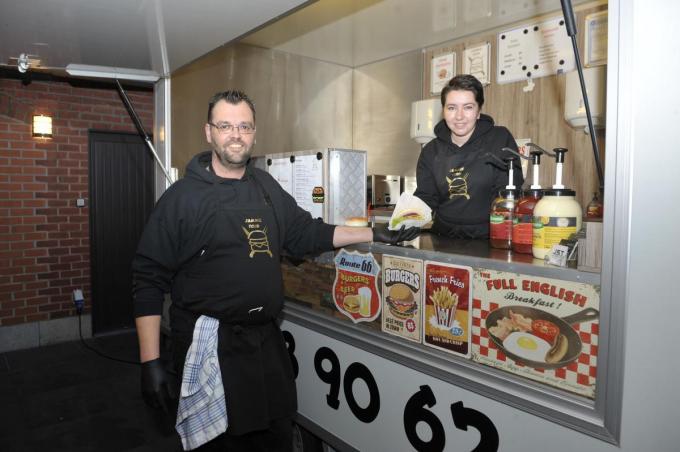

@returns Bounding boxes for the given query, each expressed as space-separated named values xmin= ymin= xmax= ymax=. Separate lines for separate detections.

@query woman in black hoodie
xmin=414 ymin=74 xmax=523 ymax=239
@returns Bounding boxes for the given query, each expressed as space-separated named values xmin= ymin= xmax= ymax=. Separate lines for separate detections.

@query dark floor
xmin=0 ymin=331 xmax=183 ymax=452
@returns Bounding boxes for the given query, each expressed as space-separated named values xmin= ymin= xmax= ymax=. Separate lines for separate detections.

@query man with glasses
xmin=132 ymin=90 xmax=418 ymax=451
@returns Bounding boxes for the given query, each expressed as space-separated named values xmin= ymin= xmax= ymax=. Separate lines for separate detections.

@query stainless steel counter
xmin=280 ymin=227 xmax=606 ymax=441
xmin=348 ymin=231 xmax=600 ymax=286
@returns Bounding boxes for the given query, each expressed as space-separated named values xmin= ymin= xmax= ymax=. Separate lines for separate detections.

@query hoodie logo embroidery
xmin=446 ymin=167 xmax=470 ymax=200
xmin=242 ymin=218 xmax=273 ymax=258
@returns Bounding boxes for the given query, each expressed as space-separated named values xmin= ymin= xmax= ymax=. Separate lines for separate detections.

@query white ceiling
xmin=242 ymin=0 xmax=590 ymax=68
xmin=0 ymin=0 xmax=313 ymax=76
xmin=0 ymin=0 xmax=593 ymax=79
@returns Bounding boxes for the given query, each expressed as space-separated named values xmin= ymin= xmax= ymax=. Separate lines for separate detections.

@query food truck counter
xmin=280 ymin=232 xmax=607 ymax=450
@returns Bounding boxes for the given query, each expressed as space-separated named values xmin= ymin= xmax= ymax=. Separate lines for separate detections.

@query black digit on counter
xmin=343 ymin=362 xmax=380 ymax=423
xmin=403 ymin=385 xmax=446 ymax=452
xmin=281 ymin=330 xmax=299 ymax=379
xmin=314 ymin=347 xmax=341 ymax=409
xmin=450 ymin=401 xmax=499 ymax=452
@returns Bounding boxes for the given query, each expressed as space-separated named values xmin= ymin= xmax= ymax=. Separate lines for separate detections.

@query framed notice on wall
xmin=585 ymin=11 xmax=608 ymax=67
xmin=431 ymin=52 xmax=455 ymax=95
xmin=463 ymin=43 xmax=491 ymax=85
xmin=497 ymin=16 xmax=575 ymax=84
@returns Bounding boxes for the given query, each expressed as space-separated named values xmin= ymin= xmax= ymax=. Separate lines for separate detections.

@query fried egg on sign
xmin=502 ymin=331 xmax=551 ymax=362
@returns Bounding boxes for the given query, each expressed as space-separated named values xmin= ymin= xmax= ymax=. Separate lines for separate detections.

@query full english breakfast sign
xmin=472 ymin=269 xmax=600 ymax=398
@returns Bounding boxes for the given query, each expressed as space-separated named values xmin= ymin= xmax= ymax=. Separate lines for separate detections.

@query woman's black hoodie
xmin=414 ymin=114 xmax=523 ymax=239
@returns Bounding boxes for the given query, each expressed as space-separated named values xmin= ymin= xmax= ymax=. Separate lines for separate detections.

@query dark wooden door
xmin=89 ymin=131 xmax=155 ymax=334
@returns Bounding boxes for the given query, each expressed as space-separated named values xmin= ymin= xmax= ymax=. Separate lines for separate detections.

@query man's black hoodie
xmin=414 ymin=114 xmax=523 ymax=239
xmin=131 ymin=151 xmax=335 ymax=317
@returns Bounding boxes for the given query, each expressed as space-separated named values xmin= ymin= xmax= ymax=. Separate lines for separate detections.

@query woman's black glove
xmin=372 ymin=225 xmax=421 ymax=244
xmin=141 ymin=358 xmax=174 ymax=413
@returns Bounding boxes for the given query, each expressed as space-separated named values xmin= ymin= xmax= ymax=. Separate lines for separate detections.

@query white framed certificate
xmin=585 ymin=11 xmax=608 ymax=67
xmin=431 ymin=52 xmax=455 ymax=95
xmin=463 ymin=42 xmax=491 ymax=85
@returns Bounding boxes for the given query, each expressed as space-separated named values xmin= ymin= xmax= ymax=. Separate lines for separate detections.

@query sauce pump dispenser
xmin=513 ymin=148 xmax=544 ymax=254
xmin=531 ymin=147 xmax=583 ymax=260
xmin=487 ymin=153 xmax=520 ymax=250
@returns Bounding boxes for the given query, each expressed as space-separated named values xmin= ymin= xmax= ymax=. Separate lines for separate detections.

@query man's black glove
xmin=141 ymin=358 xmax=174 ymax=413
xmin=372 ymin=225 xmax=421 ymax=244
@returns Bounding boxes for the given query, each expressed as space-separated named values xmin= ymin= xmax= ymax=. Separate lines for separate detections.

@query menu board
xmin=471 ymin=268 xmax=600 ymax=398
xmin=293 ymin=154 xmax=323 ymax=219
xmin=497 ymin=16 xmax=575 ymax=84
xmin=381 ymin=255 xmax=423 ymax=343
xmin=268 ymin=157 xmax=293 ymax=195
xmin=422 ymin=262 xmax=472 ymax=357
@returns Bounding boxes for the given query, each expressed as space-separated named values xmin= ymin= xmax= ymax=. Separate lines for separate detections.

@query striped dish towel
xmin=175 ymin=315 xmax=227 ymax=450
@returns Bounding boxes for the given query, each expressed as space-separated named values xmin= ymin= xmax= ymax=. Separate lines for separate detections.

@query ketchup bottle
xmin=512 ymin=150 xmax=543 ymax=254
xmin=512 ymin=188 xmax=543 ymax=254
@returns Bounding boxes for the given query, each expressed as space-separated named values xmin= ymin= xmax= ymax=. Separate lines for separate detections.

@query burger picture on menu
xmin=386 ymin=283 xmax=417 ymax=319
xmin=342 ymin=294 xmax=361 ymax=314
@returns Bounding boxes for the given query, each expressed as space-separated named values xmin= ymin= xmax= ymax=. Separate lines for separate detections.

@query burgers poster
xmin=381 ymin=255 xmax=423 ymax=343
xmin=423 ymin=262 xmax=472 ymax=357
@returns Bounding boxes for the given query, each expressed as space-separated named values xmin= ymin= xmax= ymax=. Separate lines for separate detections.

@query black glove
xmin=141 ymin=358 xmax=174 ymax=413
xmin=372 ymin=225 xmax=421 ymax=244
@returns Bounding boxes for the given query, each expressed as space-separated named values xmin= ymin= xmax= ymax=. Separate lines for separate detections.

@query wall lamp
xmin=33 ymin=114 xmax=53 ymax=138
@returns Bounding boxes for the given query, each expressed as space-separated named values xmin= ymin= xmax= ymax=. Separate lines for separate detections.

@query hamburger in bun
xmin=343 ymin=294 xmax=360 ymax=313
xmin=389 ymin=209 xmax=424 ymax=229
xmin=345 ymin=216 xmax=369 ymax=227
xmin=386 ymin=283 xmax=417 ymax=319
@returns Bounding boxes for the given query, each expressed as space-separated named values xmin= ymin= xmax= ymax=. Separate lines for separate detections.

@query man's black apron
xmin=169 ymin=177 xmax=296 ymax=436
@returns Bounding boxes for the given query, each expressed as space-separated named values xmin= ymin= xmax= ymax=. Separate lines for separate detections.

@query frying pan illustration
xmin=485 ymin=306 xmax=599 ymax=369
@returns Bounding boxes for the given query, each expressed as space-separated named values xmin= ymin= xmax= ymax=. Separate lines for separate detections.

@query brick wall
xmin=0 ymin=78 xmax=153 ymax=326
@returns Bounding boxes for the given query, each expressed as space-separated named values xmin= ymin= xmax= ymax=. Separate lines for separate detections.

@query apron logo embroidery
xmin=446 ymin=166 xmax=470 ymax=200
xmin=242 ymin=218 xmax=273 ymax=258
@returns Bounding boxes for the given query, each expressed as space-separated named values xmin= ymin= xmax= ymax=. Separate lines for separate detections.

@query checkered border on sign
xmin=471 ymin=299 xmax=598 ymax=387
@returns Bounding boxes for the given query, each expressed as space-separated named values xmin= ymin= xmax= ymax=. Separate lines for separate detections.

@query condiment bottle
xmin=513 ymin=150 xmax=543 ymax=254
xmin=532 ymin=148 xmax=583 ymax=259
xmin=585 ymin=192 xmax=603 ymax=219
xmin=490 ymin=157 xmax=519 ymax=250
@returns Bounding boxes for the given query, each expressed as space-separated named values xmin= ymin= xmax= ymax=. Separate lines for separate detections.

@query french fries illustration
xmin=429 ymin=287 xmax=458 ymax=329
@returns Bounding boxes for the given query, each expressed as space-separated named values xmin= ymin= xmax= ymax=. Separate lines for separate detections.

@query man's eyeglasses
xmin=208 ymin=122 xmax=256 ymax=135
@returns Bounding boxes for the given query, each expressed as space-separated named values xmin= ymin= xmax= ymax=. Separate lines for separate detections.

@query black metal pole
xmin=115 ymin=80 xmax=174 ymax=185
xmin=560 ymin=0 xmax=605 ymax=194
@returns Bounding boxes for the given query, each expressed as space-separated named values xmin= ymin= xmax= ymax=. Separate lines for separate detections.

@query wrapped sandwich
xmin=388 ymin=192 xmax=432 ymax=231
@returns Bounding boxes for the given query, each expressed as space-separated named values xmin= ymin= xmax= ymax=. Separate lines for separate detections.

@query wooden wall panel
xmin=423 ymin=1 xmax=607 ymax=209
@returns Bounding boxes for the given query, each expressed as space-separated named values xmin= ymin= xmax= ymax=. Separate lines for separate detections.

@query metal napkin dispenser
xmin=263 ymin=148 xmax=367 ymax=225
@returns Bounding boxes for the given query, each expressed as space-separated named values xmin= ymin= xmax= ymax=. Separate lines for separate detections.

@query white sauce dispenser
xmin=532 ymin=148 xmax=583 ymax=259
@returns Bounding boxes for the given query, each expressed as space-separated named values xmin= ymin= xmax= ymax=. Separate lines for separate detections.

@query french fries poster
xmin=423 ymin=261 xmax=472 ymax=357
xmin=333 ymin=249 xmax=381 ymax=323
xmin=471 ymin=268 xmax=600 ymax=398
xmin=381 ymin=255 xmax=423 ymax=343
